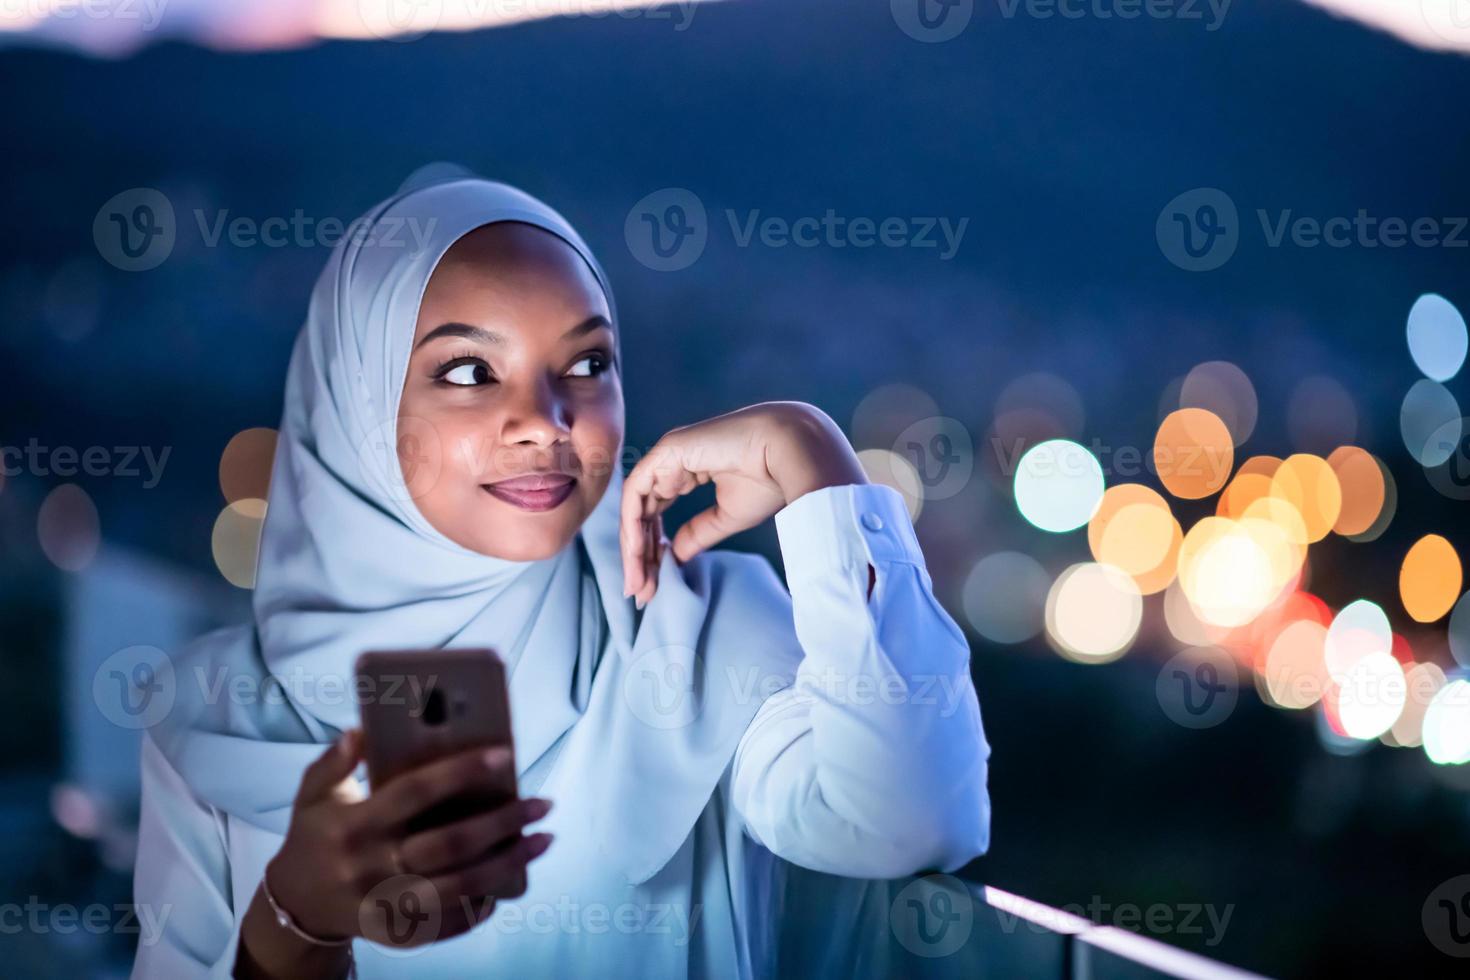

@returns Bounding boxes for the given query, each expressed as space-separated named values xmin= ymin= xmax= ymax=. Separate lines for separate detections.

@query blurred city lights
xmin=1451 ymin=593 xmax=1470 ymax=669
xmin=1325 ymin=446 xmax=1386 ymax=536
xmin=850 ymin=383 xmax=938 ymax=451
xmin=1399 ymin=534 xmax=1462 ymax=623
xmin=1423 ymin=679 xmax=1470 ymax=765
xmin=1325 ymin=599 xmax=1393 ymax=684
xmin=1179 ymin=360 xmax=1258 ymax=446
xmin=1013 ymin=439 xmax=1105 ymax=533
xmin=1044 ymin=561 xmax=1142 ymax=663
xmin=37 ymin=483 xmax=100 ymax=572
xmin=1153 ymin=408 xmax=1233 ymax=499
xmin=1335 ymin=651 xmax=1406 ymax=740
xmin=1387 ymin=662 xmax=1447 ymax=748
xmin=962 ymin=551 xmax=1050 ymax=644
xmin=995 ymin=372 xmax=1085 ymax=441
xmin=1263 ymin=619 xmax=1330 ymax=710
xmin=212 ymin=498 xmax=267 ymax=589
xmin=1400 ymin=379 xmax=1461 ymax=467
xmin=961 ymin=337 xmax=1468 ymax=764
xmin=1088 ymin=484 xmax=1180 ymax=594
xmin=1177 ymin=516 xmax=1297 ymax=628
xmin=1269 ymin=454 xmax=1341 ymax=543
xmin=1343 ymin=453 xmax=1397 ymax=544
xmin=1406 ymin=292 xmax=1467 ymax=382
xmin=219 ymin=427 xmax=278 ymax=504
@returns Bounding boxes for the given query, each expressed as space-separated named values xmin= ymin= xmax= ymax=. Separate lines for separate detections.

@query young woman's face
xmin=397 ymin=221 xmax=624 ymax=561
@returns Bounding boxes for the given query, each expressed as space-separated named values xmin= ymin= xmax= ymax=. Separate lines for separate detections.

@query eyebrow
xmin=414 ymin=314 xmax=611 ymax=350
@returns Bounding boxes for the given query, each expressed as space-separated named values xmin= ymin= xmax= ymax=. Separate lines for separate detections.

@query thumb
xmin=671 ymin=505 xmax=739 ymax=565
xmin=297 ymin=727 xmax=363 ymax=805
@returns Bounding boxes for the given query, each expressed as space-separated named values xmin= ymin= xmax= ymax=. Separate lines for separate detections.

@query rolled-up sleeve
xmin=131 ymin=732 xmax=243 ymax=979
xmin=731 ymin=482 xmax=991 ymax=879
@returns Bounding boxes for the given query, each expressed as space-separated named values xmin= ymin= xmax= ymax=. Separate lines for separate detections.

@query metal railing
xmin=775 ymin=869 xmax=1269 ymax=979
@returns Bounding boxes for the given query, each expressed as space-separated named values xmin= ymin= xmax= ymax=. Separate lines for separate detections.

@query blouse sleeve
xmin=730 ymin=482 xmax=991 ymax=879
xmin=130 ymin=731 xmax=244 ymax=979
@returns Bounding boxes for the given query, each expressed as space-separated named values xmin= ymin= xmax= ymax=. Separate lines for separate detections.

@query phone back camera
xmin=421 ymin=687 xmax=447 ymax=726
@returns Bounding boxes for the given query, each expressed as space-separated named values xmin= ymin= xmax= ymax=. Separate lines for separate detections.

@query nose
xmin=500 ymin=374 xmax=572 ymax=449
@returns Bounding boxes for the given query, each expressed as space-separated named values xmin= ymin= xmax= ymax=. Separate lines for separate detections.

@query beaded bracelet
xmin=261 ymin=863 xmax=353 ymax=949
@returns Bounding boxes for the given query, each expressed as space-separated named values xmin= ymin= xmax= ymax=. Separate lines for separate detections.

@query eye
xmin=435 ymin=357 xmax=493 ymax=387
xmin=566 ymin=352 xmax=612 ymax=379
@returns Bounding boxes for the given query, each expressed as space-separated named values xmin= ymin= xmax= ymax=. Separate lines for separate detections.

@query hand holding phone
xmin=238 ymin=649 xmax=555 ymax=970
xmin=357 ymin=648 xmax=520 ymax=834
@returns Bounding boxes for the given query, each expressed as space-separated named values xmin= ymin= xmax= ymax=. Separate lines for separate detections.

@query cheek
xmin=446 ymin=426 xmax=489 ymax=477
xmin=571 ymin=401 xmax=624 ymax=482
xmin=395 ymin=399 xmax=490 ymax=504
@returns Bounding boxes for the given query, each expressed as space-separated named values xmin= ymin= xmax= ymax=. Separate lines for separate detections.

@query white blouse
xmin=131 ymin=482 xmax=991 ymax=978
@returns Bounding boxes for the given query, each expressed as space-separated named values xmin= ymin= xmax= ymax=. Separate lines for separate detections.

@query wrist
xmin=263 ymin=858 xmax=352 ymax=945
xmin=237 ymin=862 xmax=352 ymax=980
xmin=770 ymin=407 xmax=868 ymax=504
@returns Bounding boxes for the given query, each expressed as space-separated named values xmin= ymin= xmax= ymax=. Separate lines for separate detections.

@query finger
xmin=434 ymin=832 xmax=553 ymax=902
xmin=636 ymin=463 xmax=699 ymax=607
xmin=621 ymin=466 xmax=652 ymax=599
xmin=366 ymin=745 xmax=516 ymax=831
xmin=297 ymin=728 xmax=362 ymax=805
xmin=622 ymin=440 xmax=695 ymax=598
xmin=670 ymin=504 xmax=746 ymax=565
xmin=398 ymin=797 xmax=552 ymax=877
xmin=638 ymin=515 xmax=663 ymax=608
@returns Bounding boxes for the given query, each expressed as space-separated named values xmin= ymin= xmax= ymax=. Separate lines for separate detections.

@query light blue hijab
xmin=152 ymin=168 xmax=802 ymax=886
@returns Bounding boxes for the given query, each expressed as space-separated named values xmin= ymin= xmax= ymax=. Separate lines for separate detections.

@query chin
xmin=467 ymin=526 xmax=572 ymax=561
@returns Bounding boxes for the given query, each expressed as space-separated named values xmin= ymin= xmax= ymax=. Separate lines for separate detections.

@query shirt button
xmin=861 ymin=512 xmax=885 ymax=532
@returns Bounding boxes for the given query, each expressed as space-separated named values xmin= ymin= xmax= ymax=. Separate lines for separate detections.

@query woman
xmin=130 ymin=169 xmax=991 ymax=979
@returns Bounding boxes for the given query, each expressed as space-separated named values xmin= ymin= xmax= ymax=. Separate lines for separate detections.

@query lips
xmin=483 ymin=473 xmax=576 ymax=512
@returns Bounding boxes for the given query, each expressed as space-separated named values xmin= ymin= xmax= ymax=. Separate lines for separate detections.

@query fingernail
xmin=635 ymin=595 xmax=646 ymax=610
xmin=525 ymin=832 xmax=554 ymax=855
xmin=525 ymin=798 xmax=552 ymax=820
xmin=483 ymin=746 xmax=511 ymax=767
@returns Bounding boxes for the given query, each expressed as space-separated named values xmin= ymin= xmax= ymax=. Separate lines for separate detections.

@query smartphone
xmin=355 ymin=648 xmax=518 ymax=835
